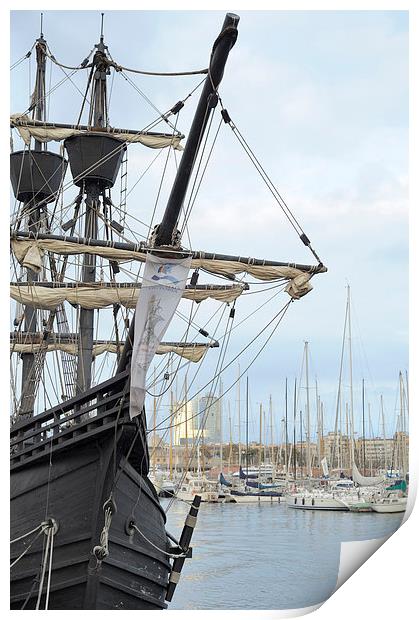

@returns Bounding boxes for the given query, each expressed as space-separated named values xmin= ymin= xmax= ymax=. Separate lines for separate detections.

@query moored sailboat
xmin=370 ymin=492 xmax=407 ymax=513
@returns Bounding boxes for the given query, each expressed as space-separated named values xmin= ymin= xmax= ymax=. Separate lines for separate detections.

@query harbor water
xmin=162 ymin=498 xmax=404 ymax=610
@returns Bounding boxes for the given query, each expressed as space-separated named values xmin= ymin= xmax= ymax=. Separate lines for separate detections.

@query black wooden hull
xmin=10 ymin=372 xmax=171 ymax=609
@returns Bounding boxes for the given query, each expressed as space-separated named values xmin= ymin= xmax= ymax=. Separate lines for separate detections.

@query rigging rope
xmin=180 ymin=108 xmax=219 ymax=237
xmin=10 ymin=523 xmax=43 ymax=544
xmin=45 ymin=44 xmax=95 ymax=71
xmin=220 ymin=107 xmax=324 ymax=266
xmin=44 ymin=526 xmax=55 ymax=610
xmin=107 ymin=59 xmax=208 ymax=77
xmin=150 ymin=299 xmax=292 ymax=436
xmin=44 ymin=43 xmax=208 ymax=76
xmin=14 ymin=68 xmax=79 ymax=121
xmin=118 ymin=70 xmax=178 ymax=132
xmin=35 ymin=528 xmax=51 ymax=609
xmin=162 ymin=298 xmax=292 ymax=513
xmin=165 ymin=301 xmax=237 ymax=510
xmin=131 ymin=522 xmax=188 ymax=558
xmin=147 ymin=114 xmax=180 ymax=239
xmin=10 ymin=45 xmax=35 ymax=71
xmin=10 ymin=530 xmax=43 ymax=568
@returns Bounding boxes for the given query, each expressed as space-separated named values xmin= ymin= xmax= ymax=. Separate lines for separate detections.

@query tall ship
xmin=10 ymin=12 xmax=327 ymax=609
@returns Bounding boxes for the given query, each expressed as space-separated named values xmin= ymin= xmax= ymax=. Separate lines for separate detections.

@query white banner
xmin=129 ymin=253 xmax=192 ymax=419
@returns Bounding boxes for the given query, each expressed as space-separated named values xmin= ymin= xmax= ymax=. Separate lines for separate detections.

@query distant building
xmin=197 ymin=395 xmax=221 ymax=444
xmin=356 ymin=433 xmax=409 ymax=470
xmin=322 ymin=431 xmax=351 ymax=468
xmin=172 ymin=398 xmax=198 ymax=446
xmin=171 ymin=392 xmax=222 ymax=446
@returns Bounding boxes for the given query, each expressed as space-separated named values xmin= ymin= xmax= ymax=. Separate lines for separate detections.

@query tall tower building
xmin=198 ymin=395 xmax=221 ymax=444
xmin=173 ymin=398 xmax=198 ymax=446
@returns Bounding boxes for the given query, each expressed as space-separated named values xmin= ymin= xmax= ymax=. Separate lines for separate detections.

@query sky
xmin=8 ymin=9 xmax=409 ymax=442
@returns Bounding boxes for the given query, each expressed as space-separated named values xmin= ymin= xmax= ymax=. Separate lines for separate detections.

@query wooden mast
xmin=19 ymin=26 xmax=47 ymax=416
xmin=76 ymin=19 xmax=109 ymax=394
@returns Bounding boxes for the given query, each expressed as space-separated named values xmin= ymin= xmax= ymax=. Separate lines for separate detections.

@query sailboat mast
xmin=304 ymin=341 xmax=312 ymax=478
xmin=258 ymin=403 xmax=263 ymax=483
xmin=245 ymin=376 xmax=249 ymax=483
xmin=228 ymin=402 xmax=232 ymax=472
xmin=315 ymin=380 xmax=320 ymax=474
xmin=368 ymin=402 xmax=372 ymax=475
xmin=381 ymin=395 xmax=387 ymax=474
xmin=219 ymin=380 xmax=223 ymax=473
xmin=345 ymin=402 xmax=349 ymax=471
xmin=20 ymin=26 xmax=48 ymax=416
xmin=299 ymin=410 xmax=303 ymax=479
xmin=293 ymin=378 xmax=297 ymax=480
xmin=76 ymin=25 xmax=109 ymax=394
xmin=285 ymin=378 xmax=288 ymax=473
xmin=347 ymin=285 xmax=355 ymax=468
xmin=362 ymin=378 xmax=366 ymax=474
xmin=399 ymin=371 xmax=406 ymax=475
xmin=237 ymin=364 xmax=241 ymax=469
xmin=270 ymin=395 xmax=274 ymax=475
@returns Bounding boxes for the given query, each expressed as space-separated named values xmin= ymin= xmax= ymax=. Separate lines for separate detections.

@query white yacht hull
xmin=230 ymin=494 xmax=281 ymax=504
xmin=371 ymin=500 xmax=407 ymax=513
xmin=285 ymin=495 xmax=348 ymax=511
xmin=177 ymin=490 xmax=223 ymax=503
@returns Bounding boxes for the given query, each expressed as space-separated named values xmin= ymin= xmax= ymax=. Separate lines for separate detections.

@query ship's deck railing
xmin=10 ymin=369 xmax=131 ymax=469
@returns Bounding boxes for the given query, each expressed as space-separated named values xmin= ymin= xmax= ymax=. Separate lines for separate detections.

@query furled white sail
xmin=11 ymin=238 xmax=314 ymax=297
xmin=10 ymin=341 xmax=210 ymax=362
xmin=10 ymin=282 xmax=244 ymax=310
xmin=352 ymin=462 xmax=384 ymax=487
xmin=130 ymin=253 xmax=192 ymax=419
xmin=321 ymin=457 xmax=329 ymax=478
xmin=10 ymin=114 xmax=183 ymax=150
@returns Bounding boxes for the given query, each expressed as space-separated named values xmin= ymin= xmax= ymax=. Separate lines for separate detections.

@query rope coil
xmin=92 ymin=498 xmax=116 ymax=564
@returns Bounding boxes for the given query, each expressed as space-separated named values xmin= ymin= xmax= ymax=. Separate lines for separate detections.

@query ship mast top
xmin=32 ymin=14 xmax=47 ymax=149
xmin=88 ymin=13 xmax=110 ymax=128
